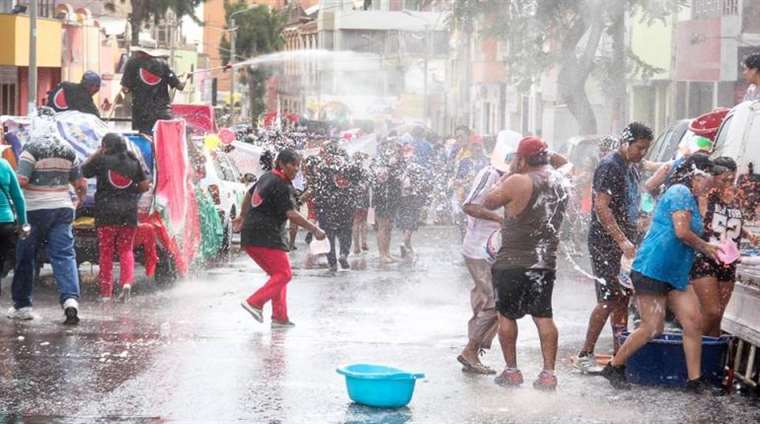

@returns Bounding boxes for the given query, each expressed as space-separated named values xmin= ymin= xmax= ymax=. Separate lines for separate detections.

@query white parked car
xmin=712 ymin=100 xmax=760 ymax=174
xmin=199 ymin=149 xmax=247 ymax=255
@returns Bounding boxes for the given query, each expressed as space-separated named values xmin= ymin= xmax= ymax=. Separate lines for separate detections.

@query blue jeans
xmin=12 ymin=208 xmax=80 ymax=308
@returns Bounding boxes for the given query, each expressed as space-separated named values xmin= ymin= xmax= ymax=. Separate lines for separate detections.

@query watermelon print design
xmin=251 ymin=190 xmax=264 ymax=208
xmin=108 ymin=170 xmax=133 ymax=189
xmin=53 ymin=89 xmax=69 ymax=110
xmin=139 ymin=68 xmax=162 ymax=86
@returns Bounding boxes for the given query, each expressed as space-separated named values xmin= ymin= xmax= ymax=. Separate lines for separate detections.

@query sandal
xmin=457 ymin=354 xmax=497 ymax=375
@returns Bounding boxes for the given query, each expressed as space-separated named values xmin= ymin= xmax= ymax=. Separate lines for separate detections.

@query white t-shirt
xmin=462 ymin=166 xmax=503 ymax=259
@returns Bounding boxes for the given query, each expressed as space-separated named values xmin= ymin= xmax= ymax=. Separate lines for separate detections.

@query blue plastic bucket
xmin=620 ymin=332 xmax=730 ymax=387
xmin=336 ymin=364 xmax=425 ymax=408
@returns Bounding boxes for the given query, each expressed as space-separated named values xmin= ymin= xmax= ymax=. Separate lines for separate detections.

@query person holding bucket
xmin=602 ymin=153 xmax=722 ymax=393
xmin=690 ymin=157 xmax=758 ymax=337
xmin=235 ymin=149 xmax=325 ymax=327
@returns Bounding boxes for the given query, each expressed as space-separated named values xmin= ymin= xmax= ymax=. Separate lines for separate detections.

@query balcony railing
xmin=692 ymin=0 xmax=739 ymax=19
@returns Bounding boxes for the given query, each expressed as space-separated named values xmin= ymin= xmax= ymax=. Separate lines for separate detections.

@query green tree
xmin=106 ymin=0 xmax=205 ymax=46
xmin=451 ymin=0 xmax=684 ymax=134
xmin=220 ymin=1 xmax=287 ymax=123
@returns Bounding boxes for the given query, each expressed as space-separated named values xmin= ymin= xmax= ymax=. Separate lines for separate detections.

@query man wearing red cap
xmin=483 ymin=136 xmax=569 ymax=391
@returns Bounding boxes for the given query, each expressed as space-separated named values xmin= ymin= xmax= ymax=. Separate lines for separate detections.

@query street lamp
xmin=229 ymin=4 xmax=258 ymax=121
xmin=402 ymin=11 xmax=431 ymax=126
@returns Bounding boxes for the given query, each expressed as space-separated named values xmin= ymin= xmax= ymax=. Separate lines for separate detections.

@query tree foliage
xmin=106 ymin=0 xmax=205 ymax=46
xmin=450 ymin=0 xmax=685 ymax=134
xmin=220 ymin=1 xmax=287 ymax=123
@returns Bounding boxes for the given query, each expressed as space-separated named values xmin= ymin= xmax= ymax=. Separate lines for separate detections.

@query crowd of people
xmin=452 ymin=118 xmax=760 ymax=394
xmin=2 ymin=52 xmax=760 ymax=399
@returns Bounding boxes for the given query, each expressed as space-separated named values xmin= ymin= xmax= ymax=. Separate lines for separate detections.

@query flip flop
xmin=457 ymin=355 xmax=497 ymax=375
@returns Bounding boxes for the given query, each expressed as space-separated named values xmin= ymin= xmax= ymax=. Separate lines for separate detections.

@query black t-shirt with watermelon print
xmin=46 ymin=82 xmax=100 ymax=117
xmin=120 ymin=55 xmax=182 ymax=133
xmin=82 ymin=152 xmax=147 ymax=227
xmin=241 ymin=170 xmax=297 ymax=251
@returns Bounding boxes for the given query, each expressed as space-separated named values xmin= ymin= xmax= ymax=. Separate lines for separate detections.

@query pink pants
xmin=244 ymin=245 xmax=293 ymax=321
xmin=98 ymin=226 xmax=137 ymax=297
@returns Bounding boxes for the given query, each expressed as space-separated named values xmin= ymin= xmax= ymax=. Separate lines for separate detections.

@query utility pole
xmin=230 ymin=16 xmax=237 ymax=121
xmin=423 ymin=24 xmax=429 ymax=127
xmin=28 ymin=0 xmax=38 ymax=116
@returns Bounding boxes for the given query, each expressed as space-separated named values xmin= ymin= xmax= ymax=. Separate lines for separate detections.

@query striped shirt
xmin=462 ymin=166 xmax=503 ymax=259
xmin=16 ymin=139 xmax=81 ymax=211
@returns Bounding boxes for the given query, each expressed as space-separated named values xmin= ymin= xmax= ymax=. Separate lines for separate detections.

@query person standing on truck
xmin=81 ymin=133 xmax=150 ymax=302
xmin=46 ymin=71 xmax=102 ymax=117
xmin=234 ymin=149 xmax=326 ymax=327
xmin=9 ymin=134 xmax=87 ymax=325
xmin=120 ymin=47 xmax=186 ymax=134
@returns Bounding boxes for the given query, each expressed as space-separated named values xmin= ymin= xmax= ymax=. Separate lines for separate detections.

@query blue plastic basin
xmin=620 ymin=332 xmax=730 ymax=387
xmin=336 ymin=364 xmax=425 ymax=408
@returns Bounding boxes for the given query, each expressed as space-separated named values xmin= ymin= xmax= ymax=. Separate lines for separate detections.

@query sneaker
xmin=98 ymin=296 xmax=113 ymax=303
xmin=573 ymin=353 xmax=596 ymax=373
xmin=494 ymin=368 xmax=524 ymax=387
xmin=240 ymin=300 xmax=263 ymax=323
xmin=533 ymin=370 xmax=558 ymax=391
xmin=62 ymin=298 xmax=80 ymax=326
xmin=118 ymin=284 xmax=132 ymax=302
xmin=600 ymin=363 xmax=629 ymax=389
xmin=271 ymin=319 xmax=296 ymax=328
xmin=685 ymin=376 xmax=725 ymax=395
xmin=339 ymin=255 xmax=350 ymax=270
xmin=7 ymin=306 xmax=36 ymax=321
xmin=329 ymin=263 xmax=338 ymax=272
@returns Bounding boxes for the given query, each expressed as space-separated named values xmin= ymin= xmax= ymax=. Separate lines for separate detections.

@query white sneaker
xmin=7 ymin=306 xmax=36 ymax=321
xmin=573 ymin=354 xmax=596 ymax=373
xmin=271 ymin=319 xmax=295 ymax=329
xmin=62 ymin=298 xmax=80 ymax=326
xmin=240 ymin=300 xmax=263 ymax=323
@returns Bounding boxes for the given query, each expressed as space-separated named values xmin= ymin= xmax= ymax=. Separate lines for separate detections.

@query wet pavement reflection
xmin=1 ymin=227 xmax=759 ymax=423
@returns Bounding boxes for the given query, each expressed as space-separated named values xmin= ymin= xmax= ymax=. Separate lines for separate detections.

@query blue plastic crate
xmin=620 ymin=332 xmax=730 ymax=387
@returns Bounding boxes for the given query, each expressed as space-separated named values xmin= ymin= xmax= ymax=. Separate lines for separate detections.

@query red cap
xmin=516 ymin=136 xmax=548 ymax=158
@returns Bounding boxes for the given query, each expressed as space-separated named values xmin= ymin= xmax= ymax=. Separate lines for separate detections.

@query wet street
xmin=1 ymin=226 xmax=759 ymax=423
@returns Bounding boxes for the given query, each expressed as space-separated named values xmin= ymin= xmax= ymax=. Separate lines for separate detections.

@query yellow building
xmin=0 ymin=13 xmax=62 ymax=115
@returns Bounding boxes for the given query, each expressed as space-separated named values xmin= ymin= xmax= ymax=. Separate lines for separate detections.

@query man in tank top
xmin=483 ymin=136 xmax=569 ymax=391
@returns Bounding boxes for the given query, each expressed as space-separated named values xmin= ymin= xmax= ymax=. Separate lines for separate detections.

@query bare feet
xmin=380 ymin=255 xmax=397 ymax=264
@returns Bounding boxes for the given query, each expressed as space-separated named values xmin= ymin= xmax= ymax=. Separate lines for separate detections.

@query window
xmin=0 ymin=83 xmax=16 ymax=115
xmin=38 ymin=0 xmax=54 ymax=18
xmin=712 ymin=115 xmax=733 ymax=156
xmin=403 ymin=0 xmax=421 ymax=10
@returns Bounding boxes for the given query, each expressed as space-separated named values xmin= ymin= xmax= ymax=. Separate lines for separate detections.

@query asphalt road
xmin=1 ymin=226 xmax=759 ymax=423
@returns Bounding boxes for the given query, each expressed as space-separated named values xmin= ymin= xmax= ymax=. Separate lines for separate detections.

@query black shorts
xmin=690 ymin=253 xmax=737 ymax=282
xmin=631 ymin=270 xmax=673 ymax=295
xmin=491 ymin=267 xmax=555 ymax=320
xmin=589 ymin=241 xmax=631 ymax=302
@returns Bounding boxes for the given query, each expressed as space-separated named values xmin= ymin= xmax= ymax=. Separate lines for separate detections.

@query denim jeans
xmin=12 ymin=208 xmax=80 ymax=308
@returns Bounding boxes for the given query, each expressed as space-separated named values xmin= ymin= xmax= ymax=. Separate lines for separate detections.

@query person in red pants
xmin=234 ymin=149 xmax=325 ymax=327
xmin=82 ymin=133 xmax=150 ymax=301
